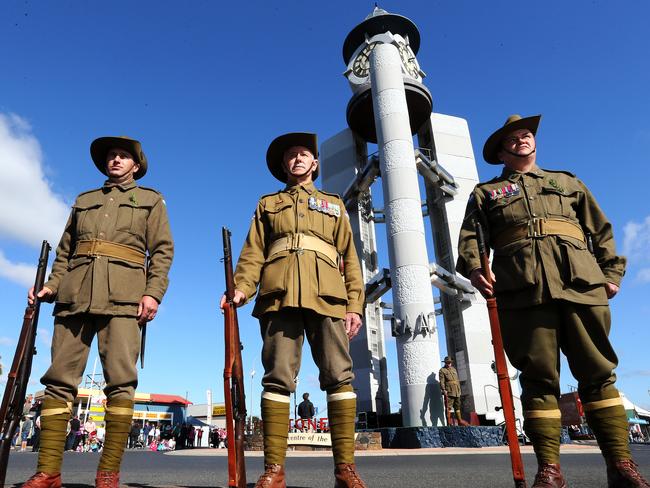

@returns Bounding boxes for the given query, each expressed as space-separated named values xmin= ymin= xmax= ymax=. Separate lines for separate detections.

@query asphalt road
xmin=4 ymin=445 xmax=650 ymax=487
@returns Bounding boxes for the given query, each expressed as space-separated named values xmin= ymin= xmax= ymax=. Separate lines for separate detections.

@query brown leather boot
xmin=254 ymin=464 xmax=286 ymax=488
xmin=532 ymin=463 xmax=567 ymax=488
xmin=95 ymin=470 xmax=120 ymax=488
xmin=334 ymin=463 xmax=367 ymax=488
xmin=21 ymin=472 xmax=62 ymax=488
xmin=607 ymin=459 xmax=650 ymax=487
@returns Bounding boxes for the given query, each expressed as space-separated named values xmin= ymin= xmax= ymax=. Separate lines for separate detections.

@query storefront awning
xmin=628 ymin=418 xmax=649 ymax=425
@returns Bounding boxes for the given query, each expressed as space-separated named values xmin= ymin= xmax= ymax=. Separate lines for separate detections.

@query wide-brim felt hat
xmin=90 ymin=136 xmax=148 ymax=179
xmin=266 ymin=132 xmax=319 ymax=183
xmin=482 ymin=114 xmax=541 ymax=165
xmin=443 ymin=356 xmax=452 ymax=363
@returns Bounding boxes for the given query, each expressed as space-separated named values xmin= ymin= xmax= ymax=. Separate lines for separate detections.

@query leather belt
xmin=268 ymin=233 xmax=339 ymax=266
xmin=74 ymin=239 xmax=146 ymax=266
xmin=493 ymin=218 xmax=585 ymax=249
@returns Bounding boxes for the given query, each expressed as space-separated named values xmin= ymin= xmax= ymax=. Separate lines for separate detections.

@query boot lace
xmin=337 ymin=464 xmax=366 ymax=488
xmin=614 ymin=460 xmax=650 ymax=486
xmin=255 ymin=464 xmax=282 ymax=488
xmin=95 ymin=471 xmax=119 ymax=488
xmin=533 ymin=464 xmax=559 ymax=486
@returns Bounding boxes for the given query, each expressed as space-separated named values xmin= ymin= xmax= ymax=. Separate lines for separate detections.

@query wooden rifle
xmin=0 ymin=240 xmax=51 ymax=485
xmin=473 ymin=220 xmax=528 ymax=488
xmin=222 ymin=227 xmax=247 ymax=488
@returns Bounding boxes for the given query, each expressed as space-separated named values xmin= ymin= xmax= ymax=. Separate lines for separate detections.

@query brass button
xmin=532 ymin=213 xmax=537 ymax=217
xmin=104 ymin=213 xmax=109 ymax=218
xmin=299 ymin=198 xmax=304 ymax=203
xmin=529 ymin=196 xmax=535 ymax=201
xmin=99 ymin=232 xmax=105 ymax=237
xmin=109 ymin=197 xmax=114 ymax=202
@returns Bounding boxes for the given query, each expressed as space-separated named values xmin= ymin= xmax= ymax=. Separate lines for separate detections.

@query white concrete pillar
xmin=370 ymin=43 xmax=442 ymax=427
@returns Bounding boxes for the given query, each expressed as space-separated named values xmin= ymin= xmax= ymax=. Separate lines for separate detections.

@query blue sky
xmin=1 ymin=1 xmax=649 ymax=418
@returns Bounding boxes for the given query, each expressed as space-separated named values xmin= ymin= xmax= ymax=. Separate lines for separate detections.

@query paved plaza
xmin=4 ymin=444 xmax=649 ymax=487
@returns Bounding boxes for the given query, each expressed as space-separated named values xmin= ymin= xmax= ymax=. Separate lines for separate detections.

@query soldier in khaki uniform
xmin=24 ymin=136 xmax=173 ymax=488
xmin=456 ymin=115 xmax=649 ymax=487
xmin=438 ymin=356 xmax=467 ymax=426
xmin=221 ymin=132 xmax=366 ymax=488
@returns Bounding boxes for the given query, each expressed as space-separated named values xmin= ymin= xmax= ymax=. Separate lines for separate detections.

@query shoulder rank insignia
xmin=309 ymin=196 xmax=341 ymax=217
xmin=487 ymin=183 xmax=520 ymax=201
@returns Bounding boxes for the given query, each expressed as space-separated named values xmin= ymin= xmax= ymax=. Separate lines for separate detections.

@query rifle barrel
xmin=0 ymin=240 xmax=51 ymax=485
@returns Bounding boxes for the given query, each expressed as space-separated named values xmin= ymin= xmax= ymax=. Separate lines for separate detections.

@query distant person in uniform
xmin=456 ymin=114 xmax=650 ymax=487
xmin=438 ymin=357 xmax=467 ymax=426
xmin=221 ymin=132 xmax=366 ymax=488
xmin=24 ymin=136 xmax=173 ymax=488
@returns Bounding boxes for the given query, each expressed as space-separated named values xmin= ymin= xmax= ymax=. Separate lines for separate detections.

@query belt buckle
xmin=89 ymin=239 xmax=100 ymax=258
xmin=527 ymin=218 xmax=546 ymax=238
xmin=291 ymin=234 xmax=304 ymax=255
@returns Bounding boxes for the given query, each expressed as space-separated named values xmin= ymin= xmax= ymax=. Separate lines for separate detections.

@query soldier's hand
xmin=137 ymin=295 xmax=159 ymax=325
xmin=605 ymin=282 xmax=619 ymax=299
xmin=345 ymin=312 xmax=362 ymax=339
xmin=219 ymin=289 xmax=246 ymax=310
xmin=28 ymin=286 xmax=54 ymax=305
xmin=469 ymin=268 xmax=496 ymax=298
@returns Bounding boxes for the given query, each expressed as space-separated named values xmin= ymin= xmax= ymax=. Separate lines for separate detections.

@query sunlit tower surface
xmin=321 ymin=7 xmax=522 ymax=427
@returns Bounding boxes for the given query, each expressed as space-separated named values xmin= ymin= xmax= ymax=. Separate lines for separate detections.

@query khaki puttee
xmin=524 ymin=409 xmax=562 ymax=419
xmin=493 ymin=218 xmax=585 ymax=249
xmin=74 ymin=239 xmax=146 ymax=266
xmin=40 ymin=402 xmax=73 ymax=417
xmin=582 ymin=396 xmax=624 ymax=412
xmin=268 ymin=233 xmax=339 ymax=266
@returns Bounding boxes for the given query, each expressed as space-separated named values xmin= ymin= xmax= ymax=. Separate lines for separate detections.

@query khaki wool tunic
xmin=45 ymin=180 xmax=174 ymax=316
xmin=234 ymin=182 xmax=364 ymax=319
xmin=456 ymin=166 xmax=626 ymax=308
xmin=438 ymin=366 xmax=461 ymax=398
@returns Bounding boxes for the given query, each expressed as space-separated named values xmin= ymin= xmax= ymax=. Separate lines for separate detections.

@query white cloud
xmin=623 ymin=216 xmax=650 ymax=284
xmin=0 ymin=113 xmax=69 ymax=286
xmin=0 ymin=249 xmax=36 ymax=287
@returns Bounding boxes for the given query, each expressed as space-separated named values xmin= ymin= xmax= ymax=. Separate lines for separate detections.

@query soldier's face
xmin=105 ymin=147 xmax=140 ymax=180
xmin=283 ymin=146 xmax=318 ymax=181
xmin=499 ymin=129 xmax=536 ymax=159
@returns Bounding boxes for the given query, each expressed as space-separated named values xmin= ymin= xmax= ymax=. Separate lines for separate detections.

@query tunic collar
xmin=501 ymin=165 xmax=545 ymax=181
xmin=284 ymin=182 xmax=316 ymax=195
xmin=103 ymin=179 xmax=137 ymax=192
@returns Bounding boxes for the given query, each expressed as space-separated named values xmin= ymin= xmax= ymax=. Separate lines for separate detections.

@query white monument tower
xmin=321 ymin=7 xmax=522 ymax=428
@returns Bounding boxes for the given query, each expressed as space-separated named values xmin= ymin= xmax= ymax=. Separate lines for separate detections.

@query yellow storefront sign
xmin=212 ymin=404 xmax=226 ymax=417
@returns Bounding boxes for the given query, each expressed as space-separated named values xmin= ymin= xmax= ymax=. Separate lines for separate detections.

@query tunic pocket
xmin=108 ymin=258 xmax=146 ymax=303
xmin=492 ymin=240 xmax=537 ymax=293
xmin=488 ymin=194 xmax=528 ymax=226
xmin=310 ymin=210 xmax=337 ymax=243
xmin=116 ymin=202 xmax=150 ymax=237
xmin=258 ymin=253 xmax=288 ymax=298
xmin=57 ymin=257 xmax=92 ymax=304
xmin=264 ymin=200 xmax=294 ymax=235
xmin=74 ymin=203 xmax=102 ymax=236
xmin=315 ymin=254 xmax=348 ymax=304
xmin=558 ymin=236 xmax=607 ymax=286
xmin=541 ymin=186 xmax=581 ymax=219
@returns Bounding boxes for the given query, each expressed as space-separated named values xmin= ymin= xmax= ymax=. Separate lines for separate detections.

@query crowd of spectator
xmin=13 ymin=395 xmax=234 ymax=453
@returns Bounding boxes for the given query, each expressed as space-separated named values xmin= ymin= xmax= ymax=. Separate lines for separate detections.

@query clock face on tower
xmin=396 ymin=40 xmax=420 ymax=78
xmin=352 ymin=41 xmax=380 ymax=78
